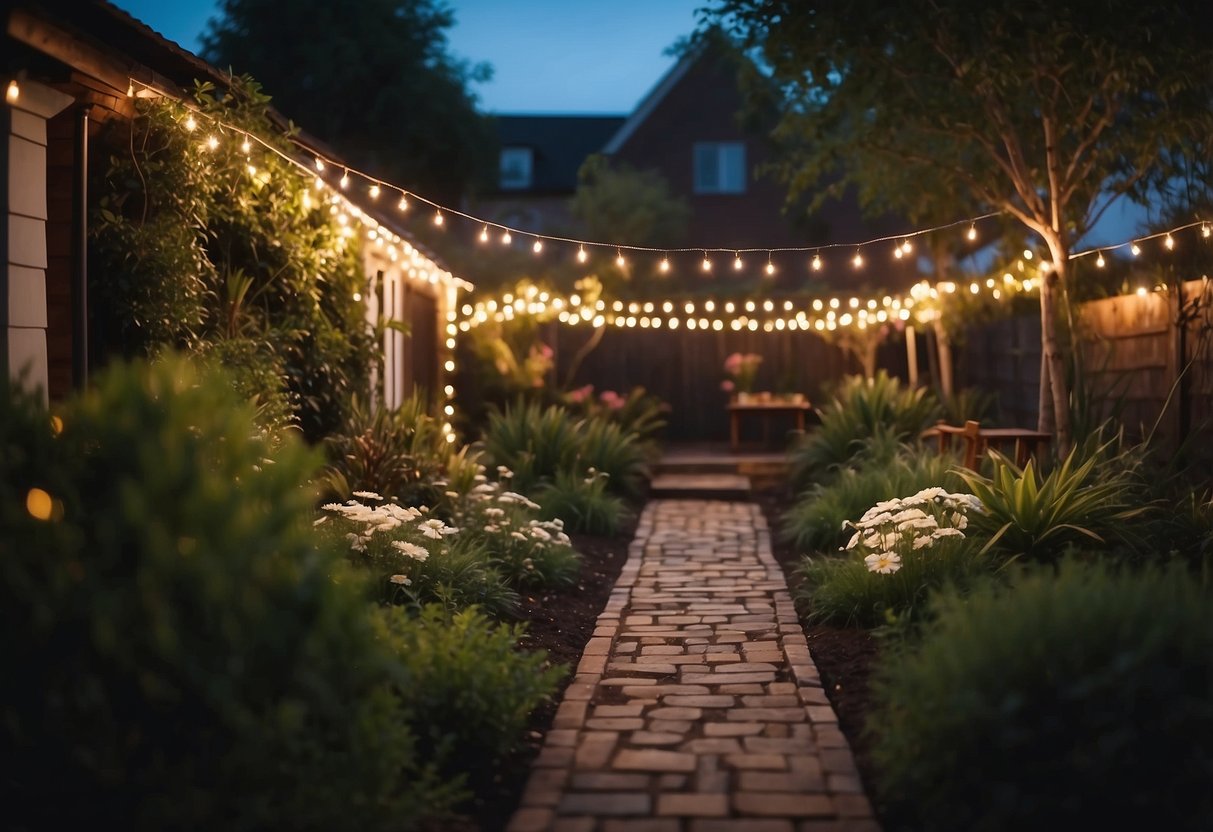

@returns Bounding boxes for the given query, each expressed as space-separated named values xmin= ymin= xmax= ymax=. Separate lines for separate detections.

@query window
xmin=693 ymin=142 xmax=746 ymax=194
xmin=499 ymin=147 xmax=533 ymax=190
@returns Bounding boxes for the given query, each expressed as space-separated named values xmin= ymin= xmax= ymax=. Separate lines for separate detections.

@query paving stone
xmin=570 ymin=772 xmax=650 ymax=791
xmin=661 ymin=694 xmax=735 ymax=708
xmin=613 ymin=748 xmax=697 ymax=773
xmin=734 ymin=793 xmax=835 ymax=817
xmin=657 ymin=793 xmax=730 ymax=817
xmin=724 ymin=753 xmax=788 ymax=770
xmin=739 ymin=770 xmax=826 ymax=792
xmin=603 ymin=821 xmax=680 ymax=832
xmin=586 ymin=717 xmax=645 ymax=731
xmin=574 ymin=732 xmax=619 ymax=769
xmin=558 ymin=792 xmax=651 ymax=816
xmin=629 ymin=731 xmax=684 ymax=746
xmin=691 ymin=821 xmax=795 ymax=832
xmin=647 ymin=707 xmax=703 ymax=721
xmin=593 ymin=704 xmax=646 ymax=718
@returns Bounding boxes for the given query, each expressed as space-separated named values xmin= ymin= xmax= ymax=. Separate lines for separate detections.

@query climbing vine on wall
xmin=90 ymin=76 xmax=374 ymax=442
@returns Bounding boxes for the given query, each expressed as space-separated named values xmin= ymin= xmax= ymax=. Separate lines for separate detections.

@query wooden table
xmin=922 ymin=420 xmax=1052 ymax=469
xmin=727 ymin=400 xmax=813 ymax=451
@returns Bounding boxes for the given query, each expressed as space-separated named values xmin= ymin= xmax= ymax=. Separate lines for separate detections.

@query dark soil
xmin=468 ymin=513 xmax=637 ymax=831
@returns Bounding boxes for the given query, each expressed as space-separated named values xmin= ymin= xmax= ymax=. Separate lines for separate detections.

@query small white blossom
xmin=864 ymin=551 xmax=902 ymax=574
xmin=389 ymin=574 xmax=411 ymax=586
xmin=417 ymin=518 xmax=458 ymax=539
xmin=391 ymin=540 xmax=430 ymax=561
xmin=352 ymin=490 xmax=383 ymax=501
xmin=510 ymin=531 xmax=528 ymax=541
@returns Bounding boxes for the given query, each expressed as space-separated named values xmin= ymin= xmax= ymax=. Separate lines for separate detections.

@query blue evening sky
xmin=112 ymin=0 xmax=1148 ymax=247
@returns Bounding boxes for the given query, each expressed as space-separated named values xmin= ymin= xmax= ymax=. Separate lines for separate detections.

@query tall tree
xmin=201 ymin=0 xmax=494 ymax=201
xmin=705 ymin=0 xmax=1213 ymax=449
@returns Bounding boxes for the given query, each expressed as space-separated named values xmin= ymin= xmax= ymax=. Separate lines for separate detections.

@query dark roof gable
xmin=493 ymin=114 xmax=625 ymax=193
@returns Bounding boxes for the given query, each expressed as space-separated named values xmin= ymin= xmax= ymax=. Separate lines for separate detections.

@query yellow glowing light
xmin=577 ymin=246 xmax=588 ymax=263
xmin=659 ymin=257 xmax=670 ymax=273
xmin=616 ymin=250 xmax=626 ymax=267
xmin=339 ymin=171 xmax=350 ymax=189
xmin=734 ymin=253 xmax=743 ymax=270
xmin=894 ymin=246 xmax=904 ymax=260
xmin=1204 ymin=224 xmax=1211 ymax=239
xmin=444 ymin=359 xmax=455 ymax=372
xmin=26 ymin=488 xmax=53 ymax=521
xmin=684 ymin=302 xmax=695 ymax=314
xmin=1023 ymin=249 xmax=1033 ymax=260
xmin=902 ymin=240 xmax=913 ymax=254
xmin=1096 ymin=252 xmax=1106 ymax=268
xmin=746 ymin=300 xmax=756 ymax=312
xmin=1023 ymin=279 xmax=1034 ymax=290
xmin=724 ymin=301 xmax=735 ymax=313
xmin=501 ymin=230 xmax=512 ymax=244
xmin=970 ymin=282 xmax=980 ymax=294
xmin=704 ymin=300 xmax=715 ymax=312
xmin=369 ymin=184 xmax=380 ymax=199
xmin=205 ymin=135 xmax=219 ymax=150
xmin=433 ymin=211 xmax=444 ymax=226
xmin=811 ymin=253 xmax=823 ymax=271
xmin=183 ymin=114 xmax=197 ymax=131
xmin=246 ymin=164 xmax=257 ymax=176
xmin=314 ymin=157 xmax=325 ymax=172
xmin=967 ymin=224 xmax=977 ymax=241
xmin=763 ymin=300 xmax=774 ymax=312
xmin=241 ymin=138 xmax=251 ymax=154
xmin=533 ymin=238 xmax=543 ymax=253
xmin=1165 ymin=234 xmax=1175 ymax=250
xmin=353 ymin=292 xmax=362 ymax=302
xmin=765 ymin=261 xmax=775 ymax=276
xmin=50 ymin=415 xmax=63 ymax=435
xmin=852 ymin=251 xmax=863 ymax=268
xmin=397 ymin=194 xmax=409 ymax=212
xmin=812 ymin=299 xmax=823 ymax=311
xmin=702 ymin=254 xmax=712 ymax=272
xmin=663 ymin=301 xmax=674 ymax=313
xmin=1136 ymin=286 xmax=1148 ymax=296
xmin=1131 ymin=242 xmax=1141 ymax=256
xmin=479 ymin=226 xmax=489 ymax=243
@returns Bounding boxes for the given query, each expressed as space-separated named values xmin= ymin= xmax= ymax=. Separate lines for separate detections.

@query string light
xmin=967 ymin=224 xmax=977 ymax=241
xmin=577 ymin=246 xmax=588 ymax=263
xmin=397 ymin=192 xmax=409 ymax=212
xmin=811 ymin=253 xmax=823 ymax=271
xmin=901 ymin=239 xmax=913 ymax=255
xmin=616 ymin=249 xmax=625 ymax=268
xmin=433 ymin=210 xmax=444 ymax=226
xmin=205 ymin=135 xmax=219 ymax=151
xmin=852 ymin=250 xmax=864 ymax=269
xmin=183 ymin=114 xmax=197 ymax=131
xmin=1165 ymin=234 xmax=1175 ymax=250
xmin=660 ymin=256 xmax=670 ymax=273
xmin=765 ymin=253 xmax=775 ymax=276
xmin=479 ymin=225 xmax=489 ymax=243
xmin=533 ymin=238 xmax=543 ymax=253
xmin=1131 ymin=243 xmax=1141 ymax=256
xmin=1204 ymin=224 xmax=1211 ymax=239
xmin=1095 ymin=252 xmax=1105 ymax=268
xmin=339 ymin=170 xmax=350 ymax=189
xmin=502 ymin=230 xmax=513 ymax=245
xmin=314 ymin=158 xmax=325 ymax=172
xmin=1023 ymin=249 xmax=1033 ymax=260
xmin=734 ymin=252 xmax=743 ymax=271
xmin=702 ymin=252 xmax=712 ymax=272
xmin=893 ymin=243 xmax=904 ymax=260
xmin=126 ymin=82 xmax=134 ymax=98
xmin=369 ymin=184 xmax=380 ymax=199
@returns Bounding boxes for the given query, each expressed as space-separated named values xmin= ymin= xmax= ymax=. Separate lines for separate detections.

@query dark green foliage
xmin=326 ymin=393 xmax=451 ymax=505
xmin=0 ymin=357 xmax=457 ymax=830
xmin=783 ymin=448 xmax=964 ymax=553
xmin=91 ymin=79 xmax=374 ymax=442
xmin=379 ymin=605 xmax=565 ymax=791
xmin=868 ymin=559 xmax=1213 ymax=830
xmin=789 ymin=372 xmax=940 ymax=488
xmin=570 ymin=154 xmax=690 ymax=248
xmin=451 ymin=496 xmax=582 ymax=589
xmin=537 ymin=470 xmax=629 ymax=536
xmin=201 ymin=0 xmax=494 ymax=201
xmin=794 ymin=536 xmax=993 ymax=629
xmin=939 ymin=386 xmax=998 ymax=425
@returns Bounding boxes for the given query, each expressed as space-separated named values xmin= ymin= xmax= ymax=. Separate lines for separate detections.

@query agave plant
xmin=958 ymin=443 xmax=1150 ymax=561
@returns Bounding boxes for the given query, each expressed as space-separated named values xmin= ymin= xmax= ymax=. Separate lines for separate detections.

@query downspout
xmin=71 ymin=105 xmax=88 ymax=388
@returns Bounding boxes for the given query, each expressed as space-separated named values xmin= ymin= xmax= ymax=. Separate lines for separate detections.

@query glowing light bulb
xmin=314 ymin=158 xmax=325 ymax=172
xmin=1023 ymin=249 xmax=1033 ymax=260
xmin=659 ymin=256 xmax=670 ymax=273
xmin=1165 ymin=234 xmax=1175 ymax=250
xmin=616 ymin=250 xmax=625 ymax=268
xmin=502 ymin=230 xmax=512 ymax=244
xmin=353 ymin=291 xmax=362 ymax=302
xmin=339 ymin=171 xmax=350 ymax=189
xmin=533 ymin=238 xmax=543 ymax=253
xmin=433 ymin=211 xmax=444 ymax=226
xmin=302 ymin=191 xmax=312 ymax=210
xmin=1204 ymin=224 xmax=1211 ymax=238
xmin=894 ymin=245 xmax=904 ymax=259
xmin=246 ymin=163 xmax=257 ymax=176
xmin=183 ymin=114 xmax=197 ymax=131
xmin=1096 ymin=252 xmax=1106 ymax=268
xmin=852 ymin=251 xmax=864 ymax=269
xmin=240 ymin=138 xmax=251 ymax=154
xmin=479 ymin=226 xmax=489 ymax=243
xmin=1136 ymin=286 xmax=1148 ymax=297
xmin=397 ymin=194 xmax=409 ymax=212
xmin=734 ymin=253 xmax=743 ymax=271
xmin=811 ymin=253 xmax=823 ymax=271
xmin=205 ymin=135 xmax=219 ymax=150
xmin=765 ymin=261 xmax=775 ymax=276
xmin=577 ymin=246 xmax=588 ymax=263
xmin=702 ymin=254 xmax=712 ymax=272
xmin=1131 ymin=242 xmax=1141 ymax=256
xmin=901 ymin=239 xmax=913 ymax=254
xmin=967 ymin=224 xmax=977 ymax=241
xmin=126 ymin=82 xmax=134 ymax=97
xmin=369 ymin=184 xmax=380 ymax=199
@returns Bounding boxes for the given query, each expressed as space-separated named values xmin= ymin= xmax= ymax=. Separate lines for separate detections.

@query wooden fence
xmin=956 ymin=277 xmax=1213 ymax=455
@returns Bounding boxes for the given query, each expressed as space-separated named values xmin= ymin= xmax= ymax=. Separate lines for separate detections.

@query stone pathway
xmin=507 ymin=499 xmax=880 ymax=832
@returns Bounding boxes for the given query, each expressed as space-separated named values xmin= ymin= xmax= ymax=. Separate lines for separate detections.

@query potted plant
xmin=722 ymin=352 xmax=763 ymax=402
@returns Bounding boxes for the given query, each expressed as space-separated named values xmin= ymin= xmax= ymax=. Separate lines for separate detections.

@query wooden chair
xmin=921 ymin=419 xmax=982 ymax=470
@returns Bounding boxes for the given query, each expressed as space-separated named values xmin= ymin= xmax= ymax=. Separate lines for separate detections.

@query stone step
xmin=649 ymin=473 xmax=752 ymax=500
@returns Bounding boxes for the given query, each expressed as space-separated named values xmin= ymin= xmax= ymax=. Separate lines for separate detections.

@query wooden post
xmin=934 ymin=320 xmax=954 ymax=397
xmin=905 ymin=324 xmax=918 ymax=387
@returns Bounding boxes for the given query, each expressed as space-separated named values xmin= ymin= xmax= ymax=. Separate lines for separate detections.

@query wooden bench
xmin=921 ymin=420 xmax=1052 ymax=470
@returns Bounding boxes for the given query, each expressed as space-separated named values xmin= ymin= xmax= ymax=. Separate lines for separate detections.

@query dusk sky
xmin=111 ymin=0 xmax=1147 ymax=246
xmin=113 ymin=0 xmax=704 ymax=114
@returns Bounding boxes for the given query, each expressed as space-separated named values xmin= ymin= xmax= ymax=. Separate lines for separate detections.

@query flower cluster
xmin=844 ymin=487 xmax=983 ymax=574
xmin=319 ymin=490 xmax=459 ymax=585
xmin=722 ymin=352 xmax=763 ymax=394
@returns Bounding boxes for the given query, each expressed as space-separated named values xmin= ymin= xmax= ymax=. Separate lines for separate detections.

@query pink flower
xmin=538 ymin=343 xmax=554 ymax=360
xmin=720 ymin=379 xmax=735 ymax=392
xmin=568 ymin=384 xmax=594 ymax=403
xmin=724 ymin=352 xmax=743 ymax=374
xmin=599 ymin=390 xmax=625 ymax=410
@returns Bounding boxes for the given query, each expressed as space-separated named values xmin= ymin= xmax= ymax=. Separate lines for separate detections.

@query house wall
xmin=4 ymin=80 xmax=73 ymax=403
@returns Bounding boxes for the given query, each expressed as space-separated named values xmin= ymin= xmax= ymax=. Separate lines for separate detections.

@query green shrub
xmin=326 ymin=393 xmax=451 ymax=506
xmin=0 ymin=358 xmax=457 ymax=830
xmin=790 ymin=372 xmax=940 ymax=487
xmin=573 ymin=417 xmax=649 ymax=497
xmin=793 ymin=487 xmax=991 ymax=627
xmin=868 ymin=559 xmax=1213 ymax=830
xmin=379 ymin=604 xmax=565 ymax=791
xmin=939 ymin=385 xmax=998 ymax=425
xmin=783 ymin=448 xmax=965 ymax=553
xmin=537 ymin=468 xmax=630 ymax=536
xmin=958 ymin=443 xmax=1148 ymax=561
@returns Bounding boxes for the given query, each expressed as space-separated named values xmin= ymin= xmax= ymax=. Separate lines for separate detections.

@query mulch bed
xmin=468 ymin=513 xmax=637 ymax=831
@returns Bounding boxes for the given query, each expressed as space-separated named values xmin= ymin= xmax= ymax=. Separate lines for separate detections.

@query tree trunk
xmin=934 ymin=320 xmax=954 ymax=397
xmin=1038 ymin=234 xmax=1073 ymax=454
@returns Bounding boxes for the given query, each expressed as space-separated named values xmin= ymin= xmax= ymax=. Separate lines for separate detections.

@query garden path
xmin=507 ymin=499 xmax=880 ymax=832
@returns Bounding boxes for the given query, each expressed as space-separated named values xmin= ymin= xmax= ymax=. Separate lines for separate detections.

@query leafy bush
xmin=958 ymin=443 xmax=1148 ymax=561
xmin=0 ymin=358 xmax=457 ymax=830
xmin=868 ymin=559 xmax=1213 ymax=830
xmin=567 ymin=384 xmax=669 ymax=449
xmin=789 ymin=372 xmax=940 ymax=487
xmin=536 ymin=468 xmax=630 ymax=536
xmin=379 ymin=605 xmax=565 ymax=792
xmin=783 ymin=447 xmax=965 ymax=553
xmin=483 ymin=399 xmax=649 ymax=501
xmin=326 ymin=393 xmax=450 ymax=505
xmin=939 ymin=386 xmax=998 ymax=425
xmin=793 ymin=487 xmax=992 ymax=627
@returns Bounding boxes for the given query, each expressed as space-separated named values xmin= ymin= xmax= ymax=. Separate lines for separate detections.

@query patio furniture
xmin=727 ymin=399 xmax=813 ymax=452
xmin=922 ymin=420 xmax=1052 ymax=470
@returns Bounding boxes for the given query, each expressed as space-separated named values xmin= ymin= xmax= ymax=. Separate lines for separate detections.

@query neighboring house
xmin=2 ymin=0 xmax=460 ymax=408
xmin=480 ymin=41 xmax=918 ymax=289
